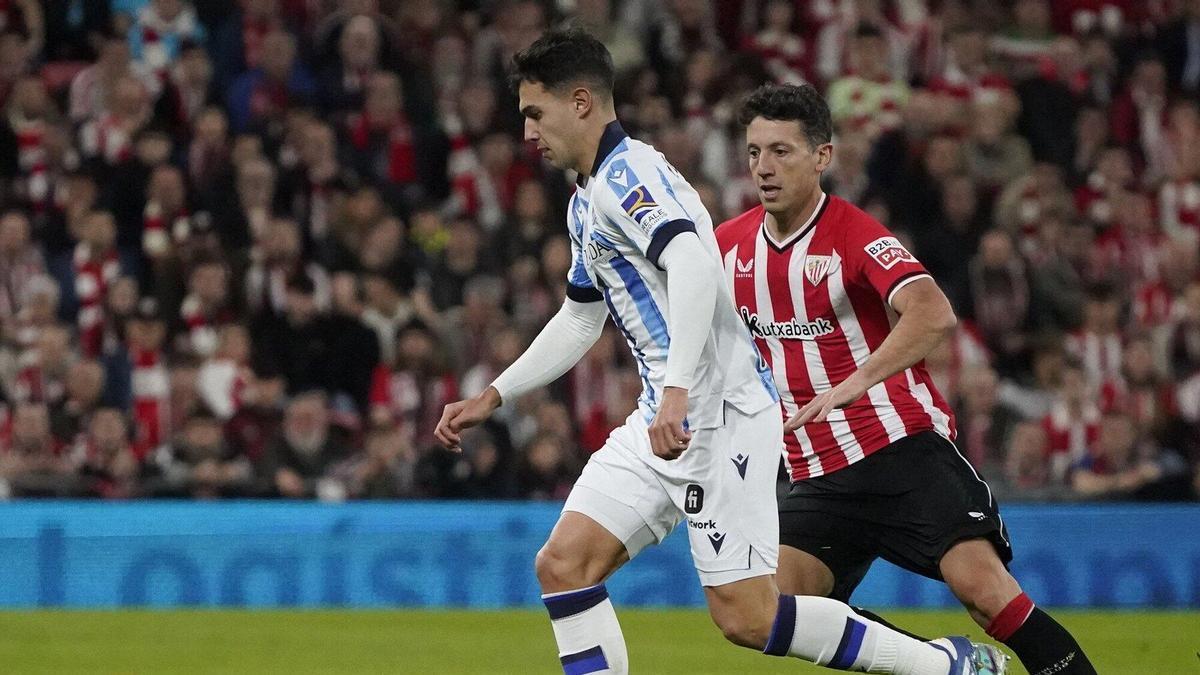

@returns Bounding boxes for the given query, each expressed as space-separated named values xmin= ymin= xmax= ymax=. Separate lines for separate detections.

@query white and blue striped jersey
xmin=565 ymin=122 xmax=778 ymax=429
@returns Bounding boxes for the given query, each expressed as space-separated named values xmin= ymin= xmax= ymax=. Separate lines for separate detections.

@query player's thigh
xmin=558 ymin=420 xmax=676 ymax=569
xmin=681 ymin=403 xmax=783 ymax=589
xmin=778 ymin=545 xmax=835 ymax=596
xmin=868 ymin=432 xmax=1014 ymax=580
xmin=778 ymin=483 xmax=879 ymax=602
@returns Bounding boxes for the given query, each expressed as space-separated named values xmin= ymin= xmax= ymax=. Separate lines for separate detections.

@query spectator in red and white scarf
xmin=142 ymin=163 xmax=193 ymax=262
xmin=1065 ymin=285 xmax=1125 ymax=386
xmin=369 ymin=322 xmax=457 ymax=450
xmin=927 ymin=25 xmax=1013 ymax=103
xmin=125 ymin=298 xmax=170 ymax=459
xmin=0 ymin=210 xmax=45 ymax=328
xmin=827 ymin=24 xmax=910 ymax=140
xmin=1041 ymin=360 xmax=1102 ymax=484
xmin=72 ymin=211 xmax=121 ymax=358
xmin=75 ymin=407 xmax=139 ymax=499
xmin=346 ymin=71 xmax=447 ymax=211
xmin=1 ymin=77 xmax=58 ymax=212
xmin=68 ymin=34 xmax=161 ymax=125
xmin=197 ymin=323 xmax=259 ymax=421
xmin=243 ymin=217 xmax=330 ymax=318
xmin=744 ymin=0 xmax=809 ymax=86
xmin=282 ymin=119 xmax=353 ymax=249
xmin=176 ymin=257 xmax=233 ymax=358
xmin=78 ymin=74 xmax=151 ymax=168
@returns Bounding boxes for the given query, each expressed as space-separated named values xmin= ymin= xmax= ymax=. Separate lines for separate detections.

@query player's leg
xmin=777 ymin=468 xmax=932 ymax=643
xmin=940 ymin=537 xmax=1096 ymax=675
xmin=867 ymin=432 xmax=1094 ymax=675
xmin=538 ymin=423 xmax=671 ymax=675
xmin=689 ymin=404 xmax=973 ymax=674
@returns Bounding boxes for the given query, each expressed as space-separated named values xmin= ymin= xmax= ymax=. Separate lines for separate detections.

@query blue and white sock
xmin=764 ymin=595 xmax=952 ymax=674
xmin=542 ymin=584 xmax=628 ymax=674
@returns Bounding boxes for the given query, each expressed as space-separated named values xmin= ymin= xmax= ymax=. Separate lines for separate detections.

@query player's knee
xmin=712 ymin=611 xmax=773 ymax=650
xmin=534 ymin=544 xmax=594 ymax=593
xmin=945 ymin=566 xmax=1020 ymax=623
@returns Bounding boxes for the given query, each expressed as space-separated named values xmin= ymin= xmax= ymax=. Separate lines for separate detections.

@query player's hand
xmin=785 ymin=375 xmax=868 ymax=431
xmin=649 ymin=387 xmax=691 ymax=460
xmin=435 ymin=386 xmax=502 ymax=451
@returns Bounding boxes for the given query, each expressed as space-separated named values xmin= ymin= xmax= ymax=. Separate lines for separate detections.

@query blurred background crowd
xmin=0 ymin=0 xmax=1196 ymax=502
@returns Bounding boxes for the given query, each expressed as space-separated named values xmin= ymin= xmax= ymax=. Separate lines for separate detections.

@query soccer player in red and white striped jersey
xmin=719 ymin=84 xmax=1095 ymax=675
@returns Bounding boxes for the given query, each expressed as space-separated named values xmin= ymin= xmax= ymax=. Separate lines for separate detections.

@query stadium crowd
xmin=0 ymin=0 xmax=1196 ymax=501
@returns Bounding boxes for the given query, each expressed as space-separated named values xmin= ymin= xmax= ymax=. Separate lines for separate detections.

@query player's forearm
xmin=659 ymin=234 xmax=718 ymax=390
xmin=490 ymin=298 xmax=607 ymax=404
xmin=852 ymin=294 xmax=956 ymax=389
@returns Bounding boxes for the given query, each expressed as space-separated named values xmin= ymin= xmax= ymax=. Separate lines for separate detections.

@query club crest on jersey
xmin=804 ymin=255 xmax=832 ymax=285
xmin=864 ymin=237 xmax=915 ymax=270
xmin=620 ymin=185 xmax=668 ymax=232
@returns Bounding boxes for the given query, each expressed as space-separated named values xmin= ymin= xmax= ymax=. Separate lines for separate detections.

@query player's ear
xmin=572 ymin=87 xmax=591 ymax=118
xmin=815 ymin=143 xmax=834 ymax=172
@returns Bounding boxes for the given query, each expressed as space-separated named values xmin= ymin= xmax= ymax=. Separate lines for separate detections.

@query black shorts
xmin=778 ymin=430 xmax=1012 ymax=603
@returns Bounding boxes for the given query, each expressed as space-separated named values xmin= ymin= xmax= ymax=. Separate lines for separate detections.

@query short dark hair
xmin=510 ymin=27 xmax=614 ymax=98
xmin=737 ymin=83 xmax=832 ymax=149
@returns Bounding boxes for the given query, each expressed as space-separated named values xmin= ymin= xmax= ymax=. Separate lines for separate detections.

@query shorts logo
xmin=804 ymin=255 xmax=832 ymax=285
xmin=968 ymin=511 xmax=986 ymax=521
xmin=864 ymin=237 xmax=916 ymax=270
xmin=707 ymin=532 xmax=726 ymax=555
xmin=684 ymin=484 xmax=704 ymax=515
xmin=731 ymin=453 xmax=749 ymax=479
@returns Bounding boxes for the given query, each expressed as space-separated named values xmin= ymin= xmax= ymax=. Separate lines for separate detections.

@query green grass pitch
xmin=0 ymin=609 xmax=1195 ymax=673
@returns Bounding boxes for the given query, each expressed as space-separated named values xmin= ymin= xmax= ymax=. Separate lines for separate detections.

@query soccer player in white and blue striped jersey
xmin=435 ymin=28 xmax=980 ymax=675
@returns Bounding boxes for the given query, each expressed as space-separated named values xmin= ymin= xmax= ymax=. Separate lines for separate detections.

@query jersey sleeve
xmin=595 ymin=155 xmax=697 ymax=268
xmin=842 ymin=212 xmax=931 ymax=307
xmin=566 ymin=193 xmax=603 ymax=303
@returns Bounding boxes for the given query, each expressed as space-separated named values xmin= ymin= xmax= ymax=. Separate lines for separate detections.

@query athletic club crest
xmin=804 ymin=255 xmax=832 ymax=285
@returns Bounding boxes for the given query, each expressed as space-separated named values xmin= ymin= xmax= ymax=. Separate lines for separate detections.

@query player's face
xmin=519 ymin=80 xmax=580 ymax=172
xmin=746 ymin=117 xmax=832 ymax=215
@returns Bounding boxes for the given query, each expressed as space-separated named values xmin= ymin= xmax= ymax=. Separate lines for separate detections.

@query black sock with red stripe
xmin=986 ymin=593 xmax=1096 ymax=675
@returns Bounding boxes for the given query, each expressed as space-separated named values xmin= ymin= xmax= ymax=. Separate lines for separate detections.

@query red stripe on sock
xmin=986 ymin=592 xmax=1035 ymax=642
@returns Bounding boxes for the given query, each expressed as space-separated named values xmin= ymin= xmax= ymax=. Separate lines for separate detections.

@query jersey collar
xmin=761 ymin=192 xmax=828 ymax=252
xmin=577 ymin=120 xmax=628 ymax=187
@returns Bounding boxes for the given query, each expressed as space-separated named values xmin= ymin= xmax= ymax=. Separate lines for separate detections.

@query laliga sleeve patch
xmin=864 ymin=236 xmax=916 ymax=270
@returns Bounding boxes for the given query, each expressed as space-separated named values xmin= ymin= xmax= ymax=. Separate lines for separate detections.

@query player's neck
xmin=765 ymin=189 xmax=825 ymax=241
xmin=574 ymin=115 xmax=622 ymax=181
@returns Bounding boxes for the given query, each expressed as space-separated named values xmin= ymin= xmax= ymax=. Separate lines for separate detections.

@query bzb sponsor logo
xmin=684 ymin=484 xmax=704 ymax=515
xmin=739 ymin=307 xmax=835 ymax=340
xmin=864 ymin=236 xmax=916 ymax=270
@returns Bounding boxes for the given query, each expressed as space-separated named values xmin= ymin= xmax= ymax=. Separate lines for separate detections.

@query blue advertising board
xmin=0 ymin=502 xmax=1196 ymax=608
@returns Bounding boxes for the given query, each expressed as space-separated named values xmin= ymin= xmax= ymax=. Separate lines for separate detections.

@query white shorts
xmin=563 ymin=402 xmax=782 ymax=587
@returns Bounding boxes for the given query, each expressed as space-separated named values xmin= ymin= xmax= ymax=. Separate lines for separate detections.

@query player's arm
xmin=786 ymin=279 xmax=956 ymax=430
xmin=435 ymin=211 xmax=607 ymax=451
xmin=652 ymin=232 xmax=719 ymax=460
xmin=434 ymin=296 xmax=607 ymax=450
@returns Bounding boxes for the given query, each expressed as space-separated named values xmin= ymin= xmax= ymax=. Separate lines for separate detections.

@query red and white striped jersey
xmin=716 ymin=194 xmax=955 ymax=480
